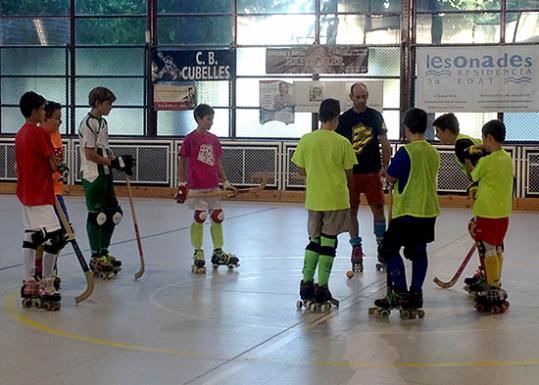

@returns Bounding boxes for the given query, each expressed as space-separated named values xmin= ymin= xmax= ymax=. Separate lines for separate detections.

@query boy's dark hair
xmin=319 ymin=98 xmax=340 ymax=123
xmin=89 ymin=87 xmax=116 ymax=107
xmin=45 ymin=101 xmax=62 ymax=118
xmin=19 ymin=91 xmax=46 ymax=118
xmin=482 ymin=119 xmax=506 ymax=143
xmin=193 ymin=104 xmax=215 ymax=123
xmin=403 ymin=108 xmax=427 ymax=134
xmin=432 ymin=113 xmax=459 ymax=135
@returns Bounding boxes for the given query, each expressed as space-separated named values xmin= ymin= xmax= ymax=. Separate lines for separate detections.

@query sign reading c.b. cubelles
xmin=417 ymin=46 xmax=539 ymax=112
xmin=151 ymin=49 xmax=235 ymax=82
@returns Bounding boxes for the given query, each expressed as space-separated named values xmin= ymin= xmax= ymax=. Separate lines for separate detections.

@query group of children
xmin=15 ymin=85 xmax=513 ymax=316
xmin=293 ymin=98 xmax=513 ymax=316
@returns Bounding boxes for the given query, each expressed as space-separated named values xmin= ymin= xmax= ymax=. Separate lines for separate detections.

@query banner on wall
xmin=154 ymin=84 xmax=197 ymax=110
xmin=417 ymin=46 xmax=539 ymax=112
xmin=293 ymin=80 xmax=383 ymax=113
xmin=260 ymin=80 xmax=295 ymax=125
xmin=266 ymin=46 xmax=368 ymax=74
xmin=151 ymin=49 xmax=235 ymax=82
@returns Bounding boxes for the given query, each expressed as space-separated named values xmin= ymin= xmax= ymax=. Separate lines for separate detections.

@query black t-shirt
xmin=336 ymin=107 xmax=387 ymax=174
xmin=454 ymin=138 xmax=475 ymax=165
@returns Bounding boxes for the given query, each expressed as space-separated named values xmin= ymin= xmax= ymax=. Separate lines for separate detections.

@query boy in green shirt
xmin=465 ymin=120 xmax=512 ymax=314
xmin=291 ymin=99 xmax=357 ymax=312
xmin=373 ymin=108 xmax=440 ymax=318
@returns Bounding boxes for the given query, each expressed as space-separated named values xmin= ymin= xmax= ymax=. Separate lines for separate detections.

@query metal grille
xmin=0 ymin=140 xmax=16 ymax=181
xmin=436 ymin=147 xmax=470 ymax=193
xmin=285 ymin=144 xmax=305 ymax=189
xmin=525 ymin=150 xmax=539 ymax=196
xmin=74 ymin=140 xmax=173 ymax=185
xmin=220 ymin=143 xmax=279 ymax=187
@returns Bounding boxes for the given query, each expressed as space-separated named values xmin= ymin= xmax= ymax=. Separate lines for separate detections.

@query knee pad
xmin=210 ymin=209 xmax=224 ymax=223
xmin=403 ymin=244 xmax=427 ymax=261
xmin=194 ymin=210 xmax=208 ymax=224
xmin=319 ymin=234 xmax=337 ymax=257
xmin=305 ymin=237 xmax=321 ymax=253
xmin=43 ymin=229 xmax=67 ymax=254
xmin=22 ymin=229 xmax=46 ymax=250
xmin=468 ymin=218 xmax=477 ymax=240
xmin=106 ymin=207 xmax=123 ymax=225
xmin=88 ymin=211 xmax=107 ymax=226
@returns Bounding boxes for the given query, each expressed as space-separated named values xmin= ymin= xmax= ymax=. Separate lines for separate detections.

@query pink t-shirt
xmin=179 ymin=130 xmax=223 ymax=189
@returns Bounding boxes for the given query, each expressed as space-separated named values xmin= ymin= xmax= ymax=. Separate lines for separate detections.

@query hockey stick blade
xmin=433 ymin=243 xmax=477 ymax=289
xmin=126 ymin=176 xmax=145 ymax=280
xmin=54 ymin=200 xmax=94 ymax=303
xmin=187 ymin=173 xmax=268 ymax=199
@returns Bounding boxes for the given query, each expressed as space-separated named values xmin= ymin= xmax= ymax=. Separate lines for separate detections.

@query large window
xmin=1 ymin=1 xmax=539 ymax=141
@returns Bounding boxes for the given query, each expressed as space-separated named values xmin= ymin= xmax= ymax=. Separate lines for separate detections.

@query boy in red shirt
xmin=16 ymin=92 xmax=66 ymax=310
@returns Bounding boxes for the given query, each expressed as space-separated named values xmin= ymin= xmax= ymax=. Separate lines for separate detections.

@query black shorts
xmin=384 ymin=216 xmax=436 ymax=246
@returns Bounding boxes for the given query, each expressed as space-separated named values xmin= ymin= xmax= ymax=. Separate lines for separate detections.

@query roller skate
xmin=191 ymin=249 xmax=206 ymax=274
xmin=369 ymin=290 xmax=399 ymax=319
xmin=90 ymin=254 xmax=116 ymax=279
xmin=351 ymin=245 xmax=363 ymax=272
xmin=398 ymin=290 xmax=425 ymax=320
xmin=211 ymin=248 xmax=240 ymax=271
xmin=375 ymin=243 xmax=386 ymax=271
xmin=296 ymin=280 xmax=315 ymax=311
xmin=308 ymin=284 xmax=339 ymax=313
xmin=464 ymin=269 xmax=486 ymax=294
xmin=474 ymin=286 xmax=509 ymax=314
xmin=104 ymin=253 xmax=122 ymax=275
xmin=39 ymin=277 xmax=61 ymax=311
xmin=21 ymin=280 xmax=42 ymax=309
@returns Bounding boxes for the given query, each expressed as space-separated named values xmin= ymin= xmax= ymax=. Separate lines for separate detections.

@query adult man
xmin=336 ymin=82 xmax=391 ymax=272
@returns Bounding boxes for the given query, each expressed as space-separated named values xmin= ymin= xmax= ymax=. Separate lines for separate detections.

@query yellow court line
xmin=4 ymin=291 xmax=539 ymax=370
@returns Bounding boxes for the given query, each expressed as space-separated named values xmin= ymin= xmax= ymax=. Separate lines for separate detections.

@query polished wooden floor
xmin=0 ymin=195 xmax=538 ymax=385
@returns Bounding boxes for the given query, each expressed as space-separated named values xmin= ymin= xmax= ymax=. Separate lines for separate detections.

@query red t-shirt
xmin=15 ymin=122 xmax=55 ymax=206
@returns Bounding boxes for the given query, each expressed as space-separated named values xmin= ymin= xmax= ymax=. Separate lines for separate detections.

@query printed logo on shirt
xmin=351 ymin=123 xmax=373 ymax=154
xmin=197 ymin=144 xmax=215 ymax=166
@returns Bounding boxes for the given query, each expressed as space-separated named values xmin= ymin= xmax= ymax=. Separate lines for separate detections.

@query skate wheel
xmin=309 ymin=303 xmax=318 ymax=313
xmin=380 ymin=308 xmax=390 ymax=318
xmin=212 ymin=264 xmax=218 ymax=269
xmin=475 ymin=303 xmax=486 ymax=312
xmin=417 ymin=309 xmax=425 ymax=318
xmin=43 ymin=302 xmax=51 ymax=311
xmin=368 ymin=306 xmax=377 ymax=315
xmin=491 ymin=305 xmax=501 ymax=314
xmin=227 ymin=264 xmax=234 ymax=270
xmin=296 ymin=300 xmax=303 ymax=310
xmin=22 ymin=299 xmax=32 ymax=308
xmin=400 ymin=309 xmax=411 ymax=320
xmin=320 ymin=303 xmax=329 ymax=312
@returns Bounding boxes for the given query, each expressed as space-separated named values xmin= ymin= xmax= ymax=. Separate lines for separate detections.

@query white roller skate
xmin=90 ymin=255 xmax=117 ymax=279
xmin=21 ymin=280 xmax=41 ymax=309
xmin=191 ymin=249 xmax=206 ymax=274
xmin=296 ymin=280 xmax=315 ymax=311
xmin=211 ymin=248 xmax=239 ymax=271
xmin=39 ymin=277 xmax=61 ymax=311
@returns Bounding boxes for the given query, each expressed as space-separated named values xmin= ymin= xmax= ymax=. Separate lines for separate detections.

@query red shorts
xmin=472 ymin=217 xmax=509 ymax=246
xmin=348 ymin=172 xmax=384 ymax=209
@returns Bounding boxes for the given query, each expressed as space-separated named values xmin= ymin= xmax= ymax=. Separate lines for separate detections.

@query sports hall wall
xmin=1 ymin=1 xmax=539 ymax=208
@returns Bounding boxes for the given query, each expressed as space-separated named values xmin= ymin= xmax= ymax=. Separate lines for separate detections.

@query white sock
xmin=42 ymin=252 xmax=58 ymax=278
xmin=22 ymin=248 xmax=36 ymax=282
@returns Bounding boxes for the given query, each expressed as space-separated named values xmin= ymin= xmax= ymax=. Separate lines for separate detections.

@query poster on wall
xmin=154 ymin=84 xmax=197 ymax=110
xmin=293 ymin=80 xmax=383 ymax=113
xmin=417 ymin=46 xmax=539 ymax=112
xmin=266 ymin=46 xmax=368 ymax=74
xmin=151 ymin=49 xmax=235 ymax=82
xmin=260 ymin=80 xmax=295 ymax=124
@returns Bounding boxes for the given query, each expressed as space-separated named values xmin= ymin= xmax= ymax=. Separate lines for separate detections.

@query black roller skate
xmin=211 ymin=248 xmax=240 ymax=271
xmin=351 ymin=245 xmax=363 ymax=272
xmin=474 ymin=286 xmax=509 ymax=314
xmin=104 ymin=253 xmax=122 ymax=275
xmin=464 ymin=269 xmax=486 ymax=294
xmin=398 ymin=290 xmax=425 ymax=320
xmin=90 ymin=255 xmax=116 ymax=279
xmin=21 ymin=280 xmax=41 ymax=309
xmin=308 ymin=284 xmax=339 ymax=313
xmin=191 ymin=249 xmax=206 ymax=274
xmin=296 ymin=280 xmax=315 ymax=310
xmin=369 ymin=290 xmax=400 ymax=319
xmin=39 ymin=277 xmax=61 ymax=311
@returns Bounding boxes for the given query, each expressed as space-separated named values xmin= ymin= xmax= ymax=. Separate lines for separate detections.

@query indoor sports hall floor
xmin=0 ymin=194 xmax=538 ymax=385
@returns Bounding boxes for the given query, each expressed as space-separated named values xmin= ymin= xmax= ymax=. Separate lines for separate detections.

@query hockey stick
xmin=433 ymin=243 xmax=477 ymax=289
xmin=54 ymin=200 xmax=94 ymax=304
xmin=126 ymin=176 xmax=145 ymax=280
xmin=187 ymin=174 xmax=268 ymax=199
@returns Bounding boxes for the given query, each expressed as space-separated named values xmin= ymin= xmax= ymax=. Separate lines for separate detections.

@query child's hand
xmin=176 ymin=183 xmax=188 ymax=204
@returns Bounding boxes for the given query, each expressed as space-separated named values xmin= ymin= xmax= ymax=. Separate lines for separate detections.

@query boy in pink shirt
xmin=176 ymin=104 xmax=239 ymax=273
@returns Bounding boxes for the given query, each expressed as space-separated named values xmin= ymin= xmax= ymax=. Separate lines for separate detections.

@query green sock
xmin=317 ymin=235 xmax=337 ymax=287
xmin=210 ymin=222 xmax=223 ymax=250
xmin=86 ymin=218 xmax=101 ymax=255
xmin=302 ymin=237 xmax=320 ymax=282
xmin=190 ymin=222 xmax=203 ymax=250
